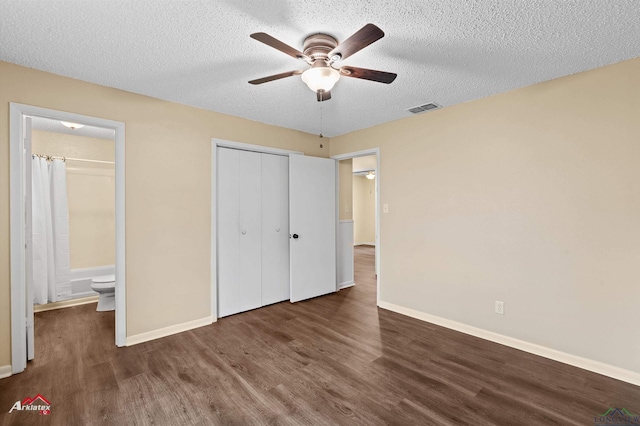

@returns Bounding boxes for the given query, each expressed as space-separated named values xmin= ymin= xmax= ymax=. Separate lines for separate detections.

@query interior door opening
xmin=332 ymin=149 xmax=381 ymax=305
xmin=9 ymin=103 xmax=126 ymax=375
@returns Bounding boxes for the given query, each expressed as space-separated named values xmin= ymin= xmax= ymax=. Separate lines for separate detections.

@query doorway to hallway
xmin=332 ymin=148 xmax=381 ymax=305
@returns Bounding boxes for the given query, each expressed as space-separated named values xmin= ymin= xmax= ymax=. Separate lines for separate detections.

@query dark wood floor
xmin=1 ymin=245 xmax=639 ymax=425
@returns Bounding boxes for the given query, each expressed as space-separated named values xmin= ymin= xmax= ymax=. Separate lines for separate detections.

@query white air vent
xmin=407 ymin=102 xmax=441 ymax=114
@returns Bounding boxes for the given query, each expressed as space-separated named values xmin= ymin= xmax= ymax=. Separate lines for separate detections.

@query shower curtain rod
xmin=32 ymin=154 xmax=115 ymax=165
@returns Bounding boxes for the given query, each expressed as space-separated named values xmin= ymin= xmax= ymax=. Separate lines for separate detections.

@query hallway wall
xmin=353 ymin=175 xmax=375 ymax=245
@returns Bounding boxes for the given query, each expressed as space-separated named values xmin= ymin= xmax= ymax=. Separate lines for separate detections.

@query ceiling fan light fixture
xmin=301 ymin=64 xmax=340 ymax=92
xmin=60 ymin=121 xmax=84 ymax=130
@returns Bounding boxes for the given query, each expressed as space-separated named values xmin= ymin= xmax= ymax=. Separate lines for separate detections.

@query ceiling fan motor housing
xmin=303 ymin=34 xmax=338 ymax=63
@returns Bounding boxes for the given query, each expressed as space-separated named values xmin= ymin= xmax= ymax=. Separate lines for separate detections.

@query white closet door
xmin=239 ymin=150 xmax=263 ymax=311
xmin=289 ymin=155 xmax=337 ymax=302
xmin=261 ymin=153 xmax=289 ymax=305
xmin=217 ymin=148 xmax=262 ymax=317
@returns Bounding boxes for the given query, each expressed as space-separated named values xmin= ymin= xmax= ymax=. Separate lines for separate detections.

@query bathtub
xmin=69 ymin=265 xmax=115 ymax=299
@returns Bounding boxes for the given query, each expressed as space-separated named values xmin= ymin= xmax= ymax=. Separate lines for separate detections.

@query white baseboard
xmin=378 ymin=301 xmax=640 ymax=386
xmin=34 ymin=296 xmax=98 ymax=313
xmin=338 ymin=281 xmax=355 ymax=290
xmin=126 ymin=316 xmax=213 ymax=346
xmin=354 ymin=242 xmax=375 ymax=246
xmin=0 ymin=365 xmax=12 ymax=379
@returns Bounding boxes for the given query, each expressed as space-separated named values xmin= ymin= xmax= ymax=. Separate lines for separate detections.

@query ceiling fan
xmin=248 ymin=24 xmax=397 ymax=102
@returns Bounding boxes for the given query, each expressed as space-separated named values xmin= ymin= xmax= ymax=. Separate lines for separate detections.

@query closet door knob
xmin=241 ymin=230 xmax=246 ymax=235
xmin=275 ymin=227 xmax=280 ymax=232
xmin=292 ymin=233 xmax=299 ymax=239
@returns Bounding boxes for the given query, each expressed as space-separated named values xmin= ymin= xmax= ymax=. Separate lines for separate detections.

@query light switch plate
xmin=383 ymin=204 xmax=389 ymax=213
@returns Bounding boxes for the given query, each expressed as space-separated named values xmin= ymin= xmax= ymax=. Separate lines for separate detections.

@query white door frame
xmin=211 ymin=139 xmax=303 ymax=319
xmin=331 ymin=148 xmax=381 ymax=305
xmin=9 ymin=103 xmax=126 ymax=374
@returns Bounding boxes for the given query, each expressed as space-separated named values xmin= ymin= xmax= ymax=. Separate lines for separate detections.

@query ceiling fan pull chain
xmin=319 ymin=101 xmax=323 ymax=138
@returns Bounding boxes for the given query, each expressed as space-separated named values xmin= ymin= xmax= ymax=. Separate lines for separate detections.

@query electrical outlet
xmin=495 ymin=301 xmax=504 ymax=315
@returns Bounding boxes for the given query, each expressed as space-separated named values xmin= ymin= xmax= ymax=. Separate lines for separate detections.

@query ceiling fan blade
xmin=248 ymin=70 xmax=304 ymax=85
xmin=328 ymin=24 xmax=385 ymax=61
xmin=340 ymin=66 xmax=397 ymax=84
xmin=316 ymin=90 xmax=331 ymax=102
xmin=250 ymin=32 xmax=309 ymax=61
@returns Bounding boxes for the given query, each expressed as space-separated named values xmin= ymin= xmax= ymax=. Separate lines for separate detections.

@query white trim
xmin=0 ymin=365 xmax=12 ymax=379
xmin=339 ymin=219 xmax=354 ymax=223
xmin=211 ymin=141 xmax=218 ymax=322
xmin=9 ymin=103 xmax=26 ymax=374
xmin=10 ymin=103 xmax=126 ymax=375
xmin=337 ymin=220 xmax=354 ymax=291
xmin=354 ymin=242 xmax=376 ymax=246
xmin=34 ymin=296 xmax=98 ymax=313
xmin=338 ymin=281 xmax=355 ymax=290
xmin=378 ymin=301 xmax=640 ymax=386
xmin=335 ymin=160 xmax=340 ymax=291
xmin=215 ymin=139 xmax=303 ymax=156
xmin=211 ymin=138 xmax=304 ymax=320
xmin=331 ymin=148 xmax=381 ymax=305
xmin=375 ymin=153 xmax=380 ymax=278
xmin=332 ymin=149 xmax=379 ymax=161
xmin=114 ymin=115 xmax=126 ymax=348
xmin=126 ymin=316 xmax=213 ymax=346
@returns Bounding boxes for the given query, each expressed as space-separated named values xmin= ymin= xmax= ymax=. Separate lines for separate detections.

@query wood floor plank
xmin=1 ymin=245 xmax=639 ymax=425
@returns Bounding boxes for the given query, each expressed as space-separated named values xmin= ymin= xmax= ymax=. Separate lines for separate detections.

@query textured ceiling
xmin=1 ymin=1 xmax=639 ymax=137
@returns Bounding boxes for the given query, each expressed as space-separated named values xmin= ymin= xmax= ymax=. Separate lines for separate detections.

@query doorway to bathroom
xmin=9 ymin=103 xmax=126 ymax=375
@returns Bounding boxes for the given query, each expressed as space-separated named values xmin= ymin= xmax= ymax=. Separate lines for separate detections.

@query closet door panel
xmin=261 ymin=154 xmax=290 ymax=306
xmin=289 ymin=155 xmax=337 ymax=303
xmin=238 ymin=150 xmax=263 ymax=312
xmin=217 ymin=148 xmax=242 ymax=317
xmin=275 ymin=155 xmax=291 ymax=303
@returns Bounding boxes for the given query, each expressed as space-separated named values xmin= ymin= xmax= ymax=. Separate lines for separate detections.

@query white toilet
xmin=91 ymin=274 xmax=115 ymax=311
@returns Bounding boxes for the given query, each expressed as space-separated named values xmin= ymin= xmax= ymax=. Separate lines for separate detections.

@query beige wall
xmin=0 ymin=61 xmax=328 ymax=368
xmin=339 ymin=159 xmax=353 ymax=220
xmin=353 ymin=175 xmax=375 ymax=244
xmin=331 ymin=58 xmax=640 ymax=373
xmin=352 ymin=155 xmax=377 ymax=173
xmin=32 ymin=130 xmax=116 ymax=269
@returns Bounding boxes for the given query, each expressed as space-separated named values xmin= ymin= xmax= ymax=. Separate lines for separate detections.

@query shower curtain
xmin=32 ymin=157 xmax=72 ymax=304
